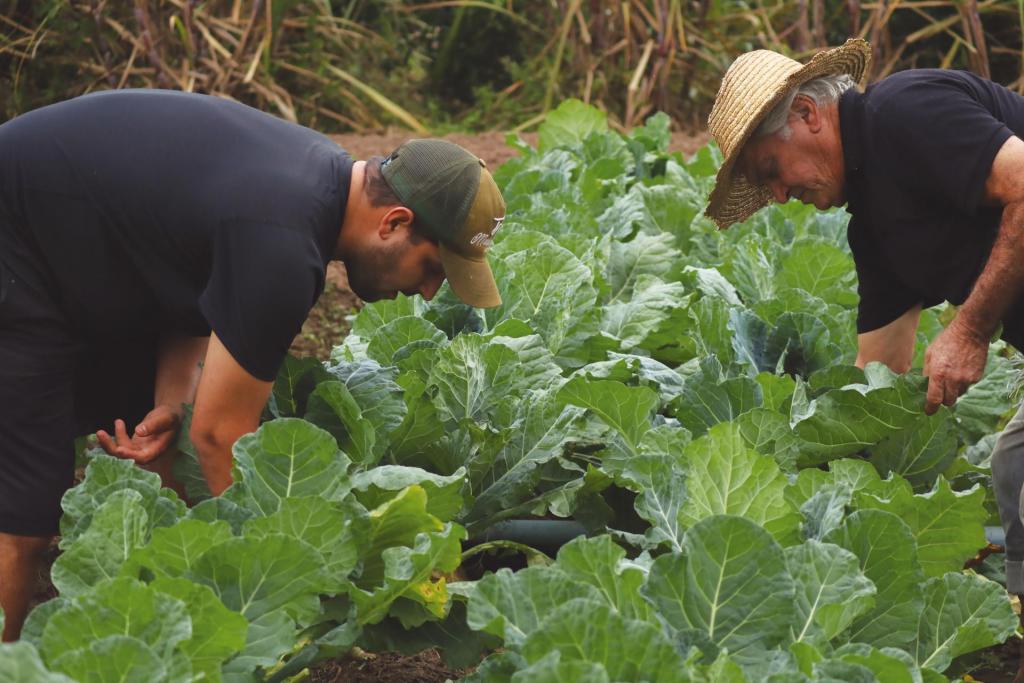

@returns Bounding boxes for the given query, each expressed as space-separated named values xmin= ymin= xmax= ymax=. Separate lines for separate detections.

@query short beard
xmin=344 ymin=240 xmax=408 ymax=302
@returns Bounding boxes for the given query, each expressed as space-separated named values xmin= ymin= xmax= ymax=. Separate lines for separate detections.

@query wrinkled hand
xmin=96 ymin=404 xmax=181 ymax=464
xmin=923 ymin=319 xmax=989 ymax=415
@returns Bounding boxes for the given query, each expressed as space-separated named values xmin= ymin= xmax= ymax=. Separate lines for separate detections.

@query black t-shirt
xmin=840 ymin=69 xmax=1024 ymax=346
xmin=0 ymin=89 xmax=351 ymax=381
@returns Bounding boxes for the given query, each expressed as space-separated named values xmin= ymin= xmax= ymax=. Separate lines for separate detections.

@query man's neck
xmin=334 ymin=160 xmax=367 ymax=260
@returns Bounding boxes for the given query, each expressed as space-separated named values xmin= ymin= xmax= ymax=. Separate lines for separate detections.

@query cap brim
xmin=439 ymin=245 xmax=502 ymax=308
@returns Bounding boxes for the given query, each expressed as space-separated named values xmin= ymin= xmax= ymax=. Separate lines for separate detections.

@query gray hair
xmin=755 ymin=74 xmax=857 ymax=139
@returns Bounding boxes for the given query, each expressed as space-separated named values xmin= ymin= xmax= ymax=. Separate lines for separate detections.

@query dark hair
xmin=362 ymin=155 xmax=433 ymax=244
xmin=363 ymin=156 xmax=402 ymax=208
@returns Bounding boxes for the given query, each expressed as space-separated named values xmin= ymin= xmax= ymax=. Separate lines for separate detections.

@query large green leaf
xmin=854 ymin=477 xmax=987 ymax=578
xmin=824 ymin=510 xmax=924 ymax=649
xmin=268 ymin=354 xmax=330 ymax=418
xmin=352 ymin=466 xmax=465 ymax=522
xmin=669 ymin=367 xmax=761 ymax=438
xmin=777 ymin=239 xmax=857 ymax=305
xmin=243 ymin=496 xmax=367 ymax=589
xmin=869 ymin=410 xmax=959 ymax=489
xmin=793 ymin=376 xmax=924 ymax=464
xmin=558 ymin=376 xmax=658 ymax=451
xmin=0 ymin=642 xmax=75 ymax=683
xmin=913 ymin=573 xmax=1018 ymax=672
xmin=428 ymin=334 xmax=521 ymax=424
xmin=538 ymin=99 xmax=608 ymax=152
xmin=304 ymin=381 xmax=377 ymax=465
xmin=51 ymin=490 xmax=151 ymax=597
xmin=462 ymin=393 xmax=591 ymax=532
xmin=123 ymin=518 xmax=233 ymax=581
xmin=191 ymin=533 xmax=328 ymax=623
xmin=487 ymin=239 xmax=599 ymax=364
xmin=512 ymin=652 xmax=611 ymax=683
xmin=356 ymin=486 xmax=445 ymax=588
xmin=680 ymin=423 xmax=801 ymax=544
xmin=784 ymin=540 xmax=876 ymax=646
xmin=325 ymin=359 xmax=407 ymax=437
xmin=226 ymin=418 xmax=350 ymax=515
xmin=41 ymin=577 xmax=191 ymax=678
xmin=221 ymin=611 xmax=297 ymax=680
xmin=52 ymin=636 xmax=169 ymax=683
xmin=555 ymin=535 xmax=651 ymax=620
xmin=642 ymin=515 xmax=796 ymax=655
xmin=466 ymin=567 xmax=601 ymax=647
xmin=600 ymin=275 xmax=689 ymax=350
xmin=615 ymin=453 xmax=688 ymax=551
xmin=366 ymin=316 xmax=447 ymax=365
xmin=350 ymin=522 xmax=465 ymax=627
xmin=605 ymin=232 xmax=682 ymax=303
xmin=59 ymin=454 xmax=185 ymax=545
xmin=520 ymin=598 xmax=688 ymax=682
xmin=150 ymin=577 xmax=248 ymax=682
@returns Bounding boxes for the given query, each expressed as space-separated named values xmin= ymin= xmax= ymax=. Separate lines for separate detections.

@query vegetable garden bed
xmin=2 ymin=99 xmax=1021 ymax=682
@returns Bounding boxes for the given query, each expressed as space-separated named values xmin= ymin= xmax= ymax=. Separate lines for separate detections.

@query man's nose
xmin=420 ymin=275 xmax=444 ymax=301
xmin=769 ymin=181 xmax=788 ymax=204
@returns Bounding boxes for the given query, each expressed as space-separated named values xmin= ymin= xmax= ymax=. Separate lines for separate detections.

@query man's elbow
xmin=189 ymin=419 xmax=246 ymax=456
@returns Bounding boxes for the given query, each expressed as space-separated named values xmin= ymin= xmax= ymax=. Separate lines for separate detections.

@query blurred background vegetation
xmin=1 ymin=0 xmax=1022 ymax=133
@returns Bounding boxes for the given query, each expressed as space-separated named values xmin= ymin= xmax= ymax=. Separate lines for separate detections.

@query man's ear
xmin=792 ymin=94 xmax=821 ymax=133
xmin=377 ymin=206 xmax=415 ymax=240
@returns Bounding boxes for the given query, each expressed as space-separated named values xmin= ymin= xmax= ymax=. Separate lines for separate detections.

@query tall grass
xmin=1 ymin=0 xmax=1021 ymax=131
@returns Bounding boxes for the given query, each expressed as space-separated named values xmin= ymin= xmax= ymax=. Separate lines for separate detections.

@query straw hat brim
xmin=705 ymin=39 xmax=872 ymax=229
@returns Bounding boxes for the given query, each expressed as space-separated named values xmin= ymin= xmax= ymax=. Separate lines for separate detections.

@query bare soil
xmin=309 ymin=649 xmax=469 ymax=683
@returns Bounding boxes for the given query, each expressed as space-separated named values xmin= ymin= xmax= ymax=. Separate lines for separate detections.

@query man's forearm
xmin=194 ymin=432 xmax=241 ymax=496
xmin=154 ymin=335 xmax=210 ymax=414
xmin=956 ymin=202 xmax=1024 ymax=339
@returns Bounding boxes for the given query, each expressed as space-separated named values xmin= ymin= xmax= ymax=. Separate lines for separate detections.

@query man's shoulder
xmin=865 ymin=68 xmax=1003 ymax=113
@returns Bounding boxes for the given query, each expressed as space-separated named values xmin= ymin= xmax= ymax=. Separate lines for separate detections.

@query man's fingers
xmin=96 ymin=429 xmax=117 ymax=455
xmin=115 ymin=418 xmax=130 ymax=444
xmin=943 ymin=382 xmax=959 ymax=407
xmin=925 ymin=377 xmax=944 ymax=415
xmin=135 ymin=407 xmax=180 ymax=437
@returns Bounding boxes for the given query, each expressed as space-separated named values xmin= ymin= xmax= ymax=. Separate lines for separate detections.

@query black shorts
xmin=0 ymin=248 xmax=155 ymax=537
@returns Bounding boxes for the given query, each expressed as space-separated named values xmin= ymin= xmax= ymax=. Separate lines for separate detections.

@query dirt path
xmin=329 ymin=130 xmax=710 ymax=167
xmin=289 ymin=129 xmax=710 ymax=360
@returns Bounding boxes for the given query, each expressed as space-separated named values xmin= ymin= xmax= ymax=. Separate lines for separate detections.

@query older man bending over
xmin=706 ymin=40 xmax=1024 ymax=593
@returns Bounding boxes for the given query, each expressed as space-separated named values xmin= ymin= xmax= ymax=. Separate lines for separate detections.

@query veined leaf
xmin=913 ymin=573 xmax=1018 ymax=672
xmin=680 ymin=423 xmax=801 ymax=544
xmin=226 ymin=418 xmax=350 ymax=515
xmin=521 ymin=598 xmax=687 ymax=682
xmin=466 ymin=566 xmax=601 ymax=647
xmin=785 ymin=540 xmax=876 ymax=646
xmin=824 ymin=510 xmax=924 ymax=649
xmin=0 ymin=642 xmax=75 ymax=683
xmin=642 ymin=515 xmax=796 ymax=655
xmin=854 ymin=477 xmax=987 ymax=578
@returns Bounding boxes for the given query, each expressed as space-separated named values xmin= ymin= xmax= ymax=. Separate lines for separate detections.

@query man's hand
xmin=96 ymin=404 xmax=181 ymax=464
xmin=923 ymin=318 xmax=989 ymax=415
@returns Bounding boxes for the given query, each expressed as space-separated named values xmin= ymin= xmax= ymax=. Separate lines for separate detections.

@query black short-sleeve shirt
xmin=840 ymin=69 xmax=1024 ymax=345
xmin=0 ymin=90 xmax=352 ymax=380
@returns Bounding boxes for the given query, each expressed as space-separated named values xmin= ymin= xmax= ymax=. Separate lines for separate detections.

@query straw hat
xmin=705 ymin=39 xmax=872 ymax=229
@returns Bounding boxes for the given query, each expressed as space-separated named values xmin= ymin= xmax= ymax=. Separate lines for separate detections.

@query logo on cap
xmin=469 ymin=216 xmax=505 ymax=249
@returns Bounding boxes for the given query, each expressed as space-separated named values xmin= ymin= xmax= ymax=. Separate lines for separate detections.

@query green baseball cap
xmin=381 ymin=139 xmax=505 ymax=308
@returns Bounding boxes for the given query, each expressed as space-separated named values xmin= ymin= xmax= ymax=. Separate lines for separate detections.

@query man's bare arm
xmin=190 ymin=332 xmax=274 ymax=496
xmin=924 ymin=135 xmax=1024 ymax=413
xmin=855 ymin=305 xmax=921 ymax=373
xmin=154 ymin=334 xmax=209 ymax=417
